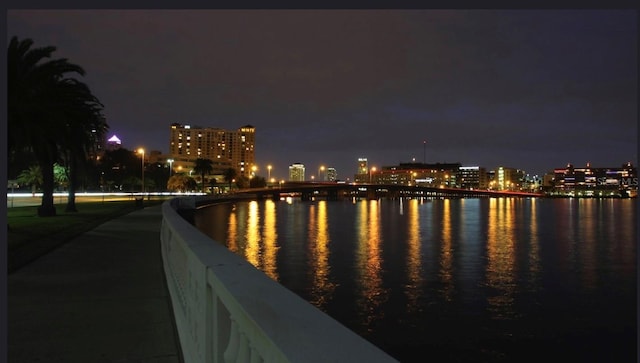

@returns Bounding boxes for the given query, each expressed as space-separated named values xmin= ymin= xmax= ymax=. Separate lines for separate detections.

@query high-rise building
xmin=105 ymin=134 xmax=122 ymax=151
xmin=168 ymin=123 xmax=255 ymax=178
xmin=289 ymin=163 xmax=305 ymax=181
xmin=354 ymin=158 xmax=369 ymax=183
xmin=326 ymin=167 xmax=337 ymax=182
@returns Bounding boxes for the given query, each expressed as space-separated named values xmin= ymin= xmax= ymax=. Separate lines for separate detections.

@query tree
xmin=17 ymin=165 xmax=43 ymax=194
xmin=167 ymin=174 xmax=197 ymax=193
xmin=8 ymin=36 xmax=105 ymax=216
xmin=193 ymin=158 xmax=214 ymax=193
xmin=53 ymin=163 xmax=68 ymax=190
xmin=54 ymin=79 xmax=107 ymax=212
xmin=99 ymin=148 xmax=140 ymax=191
xmin=223 ymin=167 xmax=238 ymax=191
xmin=147 ymin=162 xmax=170 ymax=192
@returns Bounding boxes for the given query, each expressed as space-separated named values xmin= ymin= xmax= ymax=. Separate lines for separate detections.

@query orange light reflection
xmin=486 ymin=197 xmax=516 ymax=320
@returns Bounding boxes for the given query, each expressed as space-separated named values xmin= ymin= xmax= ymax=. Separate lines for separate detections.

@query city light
xmin=167 ymin=158 xmax=174 ymax=176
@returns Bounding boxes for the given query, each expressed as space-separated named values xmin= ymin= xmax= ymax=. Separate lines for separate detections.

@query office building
xmin=326 ymin=167 xmax=337 ymax=182
xmin=354 ymin=158 xmax=369 ymax=183
xmin=492 ymin=166 xmax=525 ymax=191
xmin=457 ymin=166 xmax=488 ymax=189
xmin=289 ymin=163 xmax=305 ymax=182
xmin=370 ymin=162 xmax=462 ymax=186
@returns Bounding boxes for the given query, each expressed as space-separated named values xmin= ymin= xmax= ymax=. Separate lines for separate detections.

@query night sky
xmin=7 ymin=9 xmax=637 ymax=180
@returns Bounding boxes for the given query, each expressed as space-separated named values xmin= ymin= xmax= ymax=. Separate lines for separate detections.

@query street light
xmin=137 ymin=148 xmax=145 ymax=193
xmin=268 ymin=165 xmax=272 ymax=181
xmin=167 ymin=158 xmax=174 ymax=177
xmin=318 ymin=165 xmax=325 ymax=181
xmin=369 ymin=166 xmax=376 ymax=183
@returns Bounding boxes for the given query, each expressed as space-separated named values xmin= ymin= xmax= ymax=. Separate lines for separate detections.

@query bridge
xmin=232 ymin=182 xmax=544 ymax=202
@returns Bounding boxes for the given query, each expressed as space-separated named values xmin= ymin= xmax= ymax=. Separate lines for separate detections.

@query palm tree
xmin=53 ymin=163 xmax=68 ymax=190
xmin=55 ymin=79 xmax=107 ymax=212
xmin=193 ymin=158 xmax=214 ymax=193
xmin=17 ymin=165 xmax=43 ymax=195
xmin=223 ymin=167 xmax=237 ymax=191
xmin=8 ymin=36 xmax=95 ymax=216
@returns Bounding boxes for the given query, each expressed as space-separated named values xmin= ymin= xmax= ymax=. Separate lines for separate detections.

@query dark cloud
xmin=7 ymin=9 xmax=637 ymax=179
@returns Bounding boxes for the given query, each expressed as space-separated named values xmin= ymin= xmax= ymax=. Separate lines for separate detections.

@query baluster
xmin=249 ymin=345 xmax=262 ymax=363
xmin=236 ymin=333 xmax=250 ymax=363
xmin=223 ymin=319 xmax=239 ymax=363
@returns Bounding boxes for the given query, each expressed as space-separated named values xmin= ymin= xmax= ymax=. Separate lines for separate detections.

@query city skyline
xmin=7 ymin=9 xmax=637 ymax=179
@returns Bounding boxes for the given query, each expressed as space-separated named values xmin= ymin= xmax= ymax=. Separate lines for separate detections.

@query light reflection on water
xmin=355 ymin=200 xmax=388 ymax=330
xmin=194 ymin=197 xmax=636 ymax=362
xmin=486 ymin=197 xmax=517 ymax=320
xmin=405 ymin=199 xmax=422 ymax=313
xmin=307 ymin=201 xmax=335 ymax=308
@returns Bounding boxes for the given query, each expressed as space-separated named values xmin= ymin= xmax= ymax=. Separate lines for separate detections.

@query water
xmin=194 ymin=197 xmax=637 ymax=362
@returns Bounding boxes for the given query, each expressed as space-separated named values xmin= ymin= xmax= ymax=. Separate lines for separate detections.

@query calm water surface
xmin=194 ymin=197 xmax=637 ymax=362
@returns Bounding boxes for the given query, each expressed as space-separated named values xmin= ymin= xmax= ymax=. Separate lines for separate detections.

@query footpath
xmin=7 ymin=204 xmax=184 ymax=363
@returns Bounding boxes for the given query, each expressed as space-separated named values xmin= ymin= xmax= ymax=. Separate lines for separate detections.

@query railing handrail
xmin=161 ymin=197 xmax=399 ymax=363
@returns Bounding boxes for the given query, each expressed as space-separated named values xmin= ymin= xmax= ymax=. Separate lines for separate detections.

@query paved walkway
xmin=8 ymin=205 xmax=184 ymax=363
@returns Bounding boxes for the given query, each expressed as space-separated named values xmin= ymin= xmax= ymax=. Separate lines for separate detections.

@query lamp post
xmin=138 ymin=148 xmax=145 ymax=193
xmin=167 ymin=158 xmax=174 ymax=177
xmin=318 ymin=165 xmax=325 ymax=181
xmin=369 ymin=166 xmax=376 ymax=184
xmin=268 ymin=165 xmax=272 ymax=181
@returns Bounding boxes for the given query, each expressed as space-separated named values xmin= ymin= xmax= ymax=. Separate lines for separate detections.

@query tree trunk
xmin=35 ymin=142 xmax=57 ymax=217
xmin=65 ymin=154 xmax=78 ymax=212
xmin=37 ymin=159 xmax=56 ymax=217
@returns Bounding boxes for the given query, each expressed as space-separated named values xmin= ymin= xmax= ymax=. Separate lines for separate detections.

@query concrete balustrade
xmin=160 ymin=197 xmax=399 ymax=363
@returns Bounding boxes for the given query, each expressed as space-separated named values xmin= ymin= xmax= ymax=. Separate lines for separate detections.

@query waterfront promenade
xmin=7 ymin=204 xmax=184 ymax=363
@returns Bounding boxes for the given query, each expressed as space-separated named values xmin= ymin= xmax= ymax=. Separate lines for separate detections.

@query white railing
xmin=160 ymin=198 xmax=399 ymax=363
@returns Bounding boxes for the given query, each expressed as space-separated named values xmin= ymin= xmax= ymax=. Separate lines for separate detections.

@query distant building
xmin=289 ymin=163 xmax=305 ymax=181
xmin=369 ymin=162 xmax=462 ymax=186
xmin=354 ymin=158 xmax=369 ymax=183
xmin=326 ymin=167 xmax=337 ymax=182
xmin=147 ymin=150 xmax=163 ymax=164
xmin=550 ymin=162 xmax=637 ymax=197
xmin=457 ymin=166 xmax=488 ymax=190
xmin=492 ymin=166 xmax=526 ymax=191
xmin=105 ymin=134 xmax=122 ymax=150
xmin=168 ymin=123 xmax=255 ymax=178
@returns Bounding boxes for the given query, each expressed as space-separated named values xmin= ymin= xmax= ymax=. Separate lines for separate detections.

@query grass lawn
xmin=7 ymin=198 xmax=168 ymax=273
